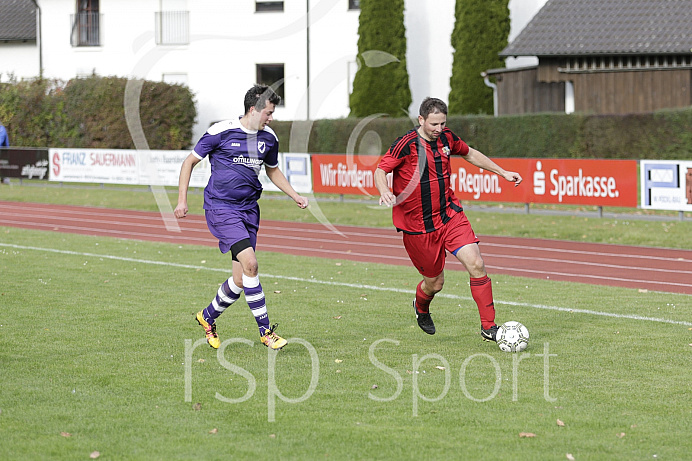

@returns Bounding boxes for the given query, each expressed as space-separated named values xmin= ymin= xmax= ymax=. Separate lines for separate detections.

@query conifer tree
xmin=449 ymin=0 xmax=510 ymax=114
xmin=349 ymin=0 xmax=412 ymax=117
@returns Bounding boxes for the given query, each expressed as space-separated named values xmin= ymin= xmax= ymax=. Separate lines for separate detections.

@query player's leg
xmin=233 ymin=243 xmax=268 ymax=333
xmin=403 ymin=231 xmax=446 ymax=335
xmin=196 ymin=209 xmax=250 ymax=348
xmin=200 ymin=256 xmax=244 ymax=327
xmin=234 ymin=233 xmax=287 ymax=350
xmin=453 ymin=243 xmax=499 ymax=340
xmin=446 ymin=213 xmax=498 ymax=341
xmin=417 ymin=273 xmax=444 ymax=313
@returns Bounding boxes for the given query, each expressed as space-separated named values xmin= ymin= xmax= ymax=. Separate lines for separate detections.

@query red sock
xmin=415 ymin=281 xmax=434 ymax=314
xmin=470 ymin=276 xmax=495 ymax=329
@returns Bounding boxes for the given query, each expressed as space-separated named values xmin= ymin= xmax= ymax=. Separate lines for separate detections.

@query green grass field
xmin=0 ymin=184 xmax=691 ymax=460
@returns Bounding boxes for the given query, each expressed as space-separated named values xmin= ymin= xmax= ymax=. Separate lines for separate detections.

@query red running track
xmin=1 ymin=201 xmax=691 ymax=295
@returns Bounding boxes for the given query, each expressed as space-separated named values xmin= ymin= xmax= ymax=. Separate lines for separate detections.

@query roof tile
xmin=501 ymin=0 xmax=692 ymax=56
xmin=0 ymin=0 xmax=37 ymax=41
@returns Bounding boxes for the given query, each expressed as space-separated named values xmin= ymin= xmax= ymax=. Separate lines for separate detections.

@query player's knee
xmin=242 ymin=259 xmax=259 ymax=276
xmin=427 ymin=277 xmax=444 ymax=293
xmin=468 ymin=258 xmax=486 ymax=277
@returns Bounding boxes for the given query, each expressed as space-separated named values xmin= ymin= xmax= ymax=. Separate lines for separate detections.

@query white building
xmin=1 ymin=0 xmax=544 ymax=144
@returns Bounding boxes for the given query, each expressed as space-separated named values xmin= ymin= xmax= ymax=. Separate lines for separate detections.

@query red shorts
xmin=402 ymin=212 xmax=480 ymax=278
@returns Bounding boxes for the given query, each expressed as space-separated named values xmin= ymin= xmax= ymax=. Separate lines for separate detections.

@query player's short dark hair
xmin=419 ymin=97 xmax=448 ymax=119
xmin=244 ymin=84 xmax=281 ymax=114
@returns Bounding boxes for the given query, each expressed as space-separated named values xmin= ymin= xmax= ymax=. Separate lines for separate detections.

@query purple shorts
xmin=205 ymin=207 xmax=259 ymax=254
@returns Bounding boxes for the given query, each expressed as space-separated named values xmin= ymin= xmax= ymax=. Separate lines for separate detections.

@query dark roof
xmin=0 ymin=0 xmax=37 ymax=41
xmin=501 ymin=0 xmax=692 ymax=57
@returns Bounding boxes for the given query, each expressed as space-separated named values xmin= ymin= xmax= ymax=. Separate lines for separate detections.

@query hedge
xmin=0 ymin=75 xmax=196 ymax=150
xmin=449 ymin=0 xmax=509 ymax=115
xmin=349 ymin=0 xmax=411 ymax=117
xmin=272 ymin=108 xmax=692 ymax=160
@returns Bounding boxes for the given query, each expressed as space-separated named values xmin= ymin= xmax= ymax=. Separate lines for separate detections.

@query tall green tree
xmin=449 ymin=0 xmax=510 ymax=114
xmin=349 ymin=0 xmax=412 ymax=117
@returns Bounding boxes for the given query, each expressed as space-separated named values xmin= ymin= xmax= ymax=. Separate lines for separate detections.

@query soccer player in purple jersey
xmin=175 ymin=84 xmax=309 ymax=350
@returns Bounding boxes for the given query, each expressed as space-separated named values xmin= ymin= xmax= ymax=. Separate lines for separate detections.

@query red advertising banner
xmin=451 ymin=158 xmax=638 ymax=207
xmin=311 ymin=154 xmax=639 ymax=207
xmin=312 ymin=154 xmax=381 ymax=196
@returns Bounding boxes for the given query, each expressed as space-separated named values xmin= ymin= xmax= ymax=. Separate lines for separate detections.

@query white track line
xmin=1 ymin=243 xmax=690 ymax=327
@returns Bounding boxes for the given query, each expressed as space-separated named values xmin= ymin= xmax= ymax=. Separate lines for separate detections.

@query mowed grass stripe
xmin=3 ymin=242 xmax=689 ymax=327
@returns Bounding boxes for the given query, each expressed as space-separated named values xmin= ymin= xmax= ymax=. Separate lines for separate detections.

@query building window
xmin=71 ymin=0 xmax=101 ymax=46
xmin=256 ymin=1 xmax=284 ymax=12
xmin=348 ymin=0 xmax=360 ymax=10
xmin=256 ymin=64 xmax=285 ymax=106
xmin=155 ymin=11 xmax=190 ymax=45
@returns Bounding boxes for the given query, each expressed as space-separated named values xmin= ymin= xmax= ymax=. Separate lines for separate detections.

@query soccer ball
xmin=496 ymin=321 xmax=529 ymax=353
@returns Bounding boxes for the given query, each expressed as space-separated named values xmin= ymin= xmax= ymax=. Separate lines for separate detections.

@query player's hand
xmin=505 ymin=171 xmax=523 ymax=186
xmin=174 ymin=203 xmax=188 ymax=218
xmin=295 ymin=195 xmax=309 ymax=209
xmin=379 ymin=192 xmax=396 ymax=207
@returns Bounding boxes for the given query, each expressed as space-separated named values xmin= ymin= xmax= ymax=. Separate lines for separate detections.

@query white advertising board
xmin=257 ymin=153 xmax=313 ymax=194
xmin=640 ymin=160 xmax=692 ymax=212
xmin=49 ymin=148 xmax=211 ymax=188
xmin=48 ymin=149 xmax=311 ymax=194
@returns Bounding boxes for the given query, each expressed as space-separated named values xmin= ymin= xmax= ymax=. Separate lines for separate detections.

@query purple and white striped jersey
xmin=192 ymin=118 xmax=279 ymax=211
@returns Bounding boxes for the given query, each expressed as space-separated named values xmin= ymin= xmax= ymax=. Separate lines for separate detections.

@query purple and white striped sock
xmin=203 ymin=278 xmax=242 ymax=323
xmin=242 ymin=274 xmax=270 ymax=335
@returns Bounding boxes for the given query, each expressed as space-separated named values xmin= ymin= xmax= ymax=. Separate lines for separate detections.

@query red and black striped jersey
xmin=378 ymin=127 xmax=469 ymax=234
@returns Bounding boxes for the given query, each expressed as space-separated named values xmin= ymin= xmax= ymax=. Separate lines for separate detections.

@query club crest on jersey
xmin=442 ymin=146 xmax=450 ymax=157
xmin=258 ymin=141 xmax=266 ymax=153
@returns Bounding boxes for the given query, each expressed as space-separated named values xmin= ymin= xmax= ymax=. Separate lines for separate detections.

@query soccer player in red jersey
xmin=374 ymin=97 xmax=522 ymax=341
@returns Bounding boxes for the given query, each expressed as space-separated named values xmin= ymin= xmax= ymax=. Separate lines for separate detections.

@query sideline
xmin=2 ymin=242 xmax=691 ymax=327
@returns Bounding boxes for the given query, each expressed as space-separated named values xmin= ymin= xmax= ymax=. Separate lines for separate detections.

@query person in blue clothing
xmin=174 ymin=84 xmax=308 ymax=350
xmin=0 ymin=122 xmax=9 ymax=147
xmin=0 ymin=121 xmax=8 ymax=184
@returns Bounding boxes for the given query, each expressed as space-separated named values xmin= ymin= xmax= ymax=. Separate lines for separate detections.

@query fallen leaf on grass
xmin=193 ymin=403 xmax=202 ymax=411
xmin=60 ymin=432 xmax=72 ymax=437
xmin=335 ymin=359 xmax=343 ymax=363
xmin=616 ymin=432 xmax=626 ymax=438
xmin=519 ymin=432 xmax=536 ymax=438
xmin=209 ymin=428 xmax=218 ymax=434
xmin=197 ymin=358 xmax=205 ymax=363
xmin=557 ymin=419 xmax=565 ymax=427
xmin=90 ymin=452 xmax=100 ymax=459
xmin=333 ymin=315 xmax=342 ymax=320
xmin=269 ymin=434 xmax=276 ymax=439
xmin=566 ymin=454 xmax=575 ymax=461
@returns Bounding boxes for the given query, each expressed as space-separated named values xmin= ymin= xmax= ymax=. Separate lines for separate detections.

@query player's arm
xmin=174 ymin=153 xmax=201 ymax=218
xmin=464 ymin=148 xmax=523 ymax=186
xmin=265 ymin=165 xmax=309 ymax=209
xmin=374 ymin=168 xmax=396 ymax=206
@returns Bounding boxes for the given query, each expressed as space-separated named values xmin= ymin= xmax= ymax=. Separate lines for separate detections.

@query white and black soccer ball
xmin=496 ymin=321 xmax=529 ymax=353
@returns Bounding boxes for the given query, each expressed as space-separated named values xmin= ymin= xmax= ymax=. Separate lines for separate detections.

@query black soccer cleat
xmin=414 ymin=300 xmax=435 ymax=335
xmin=481 ymin=324 xmax=499 ymax=342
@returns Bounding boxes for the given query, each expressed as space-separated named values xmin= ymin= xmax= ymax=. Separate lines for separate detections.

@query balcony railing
xmin=70 ymin=12 xmax=101 ymax=47
xmin=155 ymin=11 xmax=190 ymax=45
